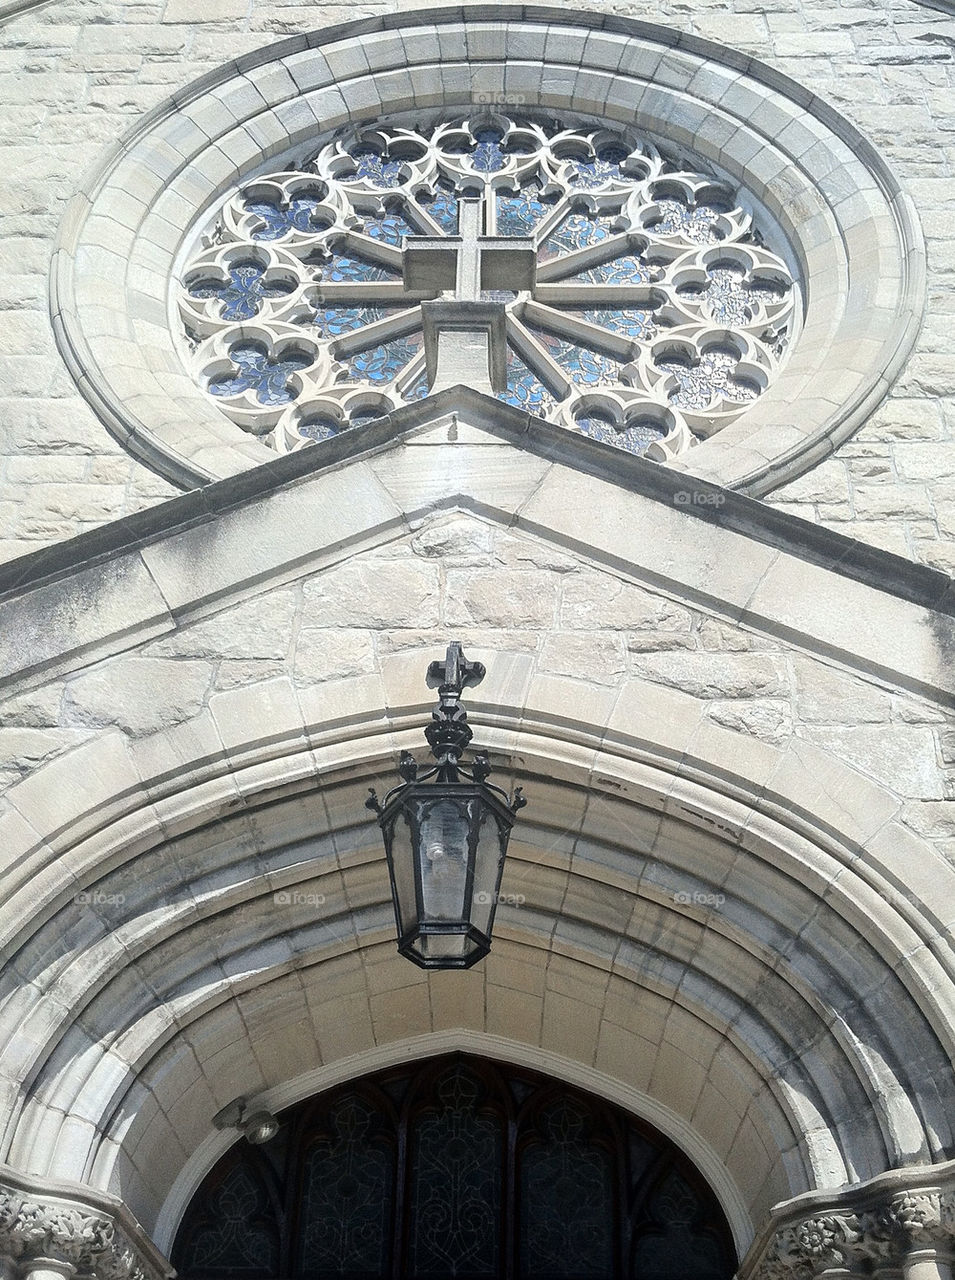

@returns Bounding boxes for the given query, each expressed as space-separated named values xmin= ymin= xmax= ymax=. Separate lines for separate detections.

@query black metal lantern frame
xmin=367 ymin=642 xmax=526 ymax=970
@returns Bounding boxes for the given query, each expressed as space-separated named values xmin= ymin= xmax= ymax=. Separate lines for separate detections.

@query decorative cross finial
xmin=421 ymin=642 xmax=486 ymax=772
xmin=426 ymin=640 xmax=486 ymax=694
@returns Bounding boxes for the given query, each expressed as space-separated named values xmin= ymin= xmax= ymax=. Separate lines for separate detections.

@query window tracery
xmin=179 ymin=117 xmax=797 ymax=460
xmin=171 ymin=1055 xmax=737 ymax=1280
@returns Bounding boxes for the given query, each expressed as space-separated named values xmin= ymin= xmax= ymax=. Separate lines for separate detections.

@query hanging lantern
xmin=366 ymin=642 xmax=526 ymax=970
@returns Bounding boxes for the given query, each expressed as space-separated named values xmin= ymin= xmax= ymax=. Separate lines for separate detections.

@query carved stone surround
xmin=0 ymin=1167 xmax=171 ymax=1280
xmin=744 ymin=1163 xmax=955 ymax=1280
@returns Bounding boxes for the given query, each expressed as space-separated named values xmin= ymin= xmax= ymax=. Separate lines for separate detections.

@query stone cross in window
xmin=402 ymin=195 xmax=536 ymax=395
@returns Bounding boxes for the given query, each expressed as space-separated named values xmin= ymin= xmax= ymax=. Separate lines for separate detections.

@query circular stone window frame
xmin=52 ymin=5 xmax=925 ymax=496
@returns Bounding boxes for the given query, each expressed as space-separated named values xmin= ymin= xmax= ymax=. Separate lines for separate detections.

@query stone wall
xmin=0 ymin=0 xmax=953 ymax=566
xmin=2 ymin=517 xmax=951 ymax=854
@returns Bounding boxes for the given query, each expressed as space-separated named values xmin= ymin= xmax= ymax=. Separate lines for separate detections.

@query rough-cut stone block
xmin=303 ymin=561 xmax=440 ymax=629
xmin=793 ymin=656 xmax=893 ymax=723
xmin=799 ymin=724 xmax=945 ymax=800
xmin=630 ymin=652 xmax=789 ymax=700
xmin=444 ymin=569 xmax=559 ymax=629
xmin=64 ymin=657 xmax=212 ymax=738
xmin=293 ymin=629 xmax=376 ymax=684
xmin=560 ymin=574 xmax=694 ymax=632
xmin=539 ymin=632 xmax=627 ymax=685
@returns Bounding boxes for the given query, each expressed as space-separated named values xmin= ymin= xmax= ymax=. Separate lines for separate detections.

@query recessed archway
xmin=1 ymin=665 xmax=953 ymax=1272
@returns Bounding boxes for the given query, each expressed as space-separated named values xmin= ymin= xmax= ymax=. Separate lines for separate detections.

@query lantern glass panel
xmin=417 ymin=796 xmax=471 ymax=923
xmin=417 ymin=933 xmax=475 ymax=964
xmin=470 ymin=806 xmax=504 ymax=936
xmin=388 ymin=810 xmax=419 ymax=937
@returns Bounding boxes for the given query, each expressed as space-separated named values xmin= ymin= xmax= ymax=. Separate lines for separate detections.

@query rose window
xmin=179 ymin=117 xmax=797 ymax=459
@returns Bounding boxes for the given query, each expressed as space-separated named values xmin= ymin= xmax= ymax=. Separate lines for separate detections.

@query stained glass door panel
xmin=172 ymin=1055 xmax=736 ymax=1280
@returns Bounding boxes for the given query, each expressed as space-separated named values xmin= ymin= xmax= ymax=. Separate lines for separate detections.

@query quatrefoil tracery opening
xmin=179 ymin=117 xmax=798 ymax=459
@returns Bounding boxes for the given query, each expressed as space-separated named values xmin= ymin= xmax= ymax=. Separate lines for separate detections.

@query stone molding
xmin=744 ymin=1162 xmax=955 ymax=1280
xmin=51 ymin=6 xmax=924 ymax=495
xmin=0 ymin=1166 xmax=172 ymax=1280
xmin=0 ymin=0 xmax=54 ymax=25
xmin=0 ymin=398 xmax=952 ymax=706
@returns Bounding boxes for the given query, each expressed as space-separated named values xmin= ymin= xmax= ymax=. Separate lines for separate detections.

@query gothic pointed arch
xmin=1 ymin=654 xmax=953 ymax=1275
xmin=171 ymin=1054 xmax=738 ymax=1280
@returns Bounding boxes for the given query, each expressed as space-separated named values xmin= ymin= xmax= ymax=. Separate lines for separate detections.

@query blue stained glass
xmin=319 ymin=251 xmax=401 ymax=283
xmin=648 ymin=196 xmax=729 ymax=244
xmin=498 ymin=349 xmax=557 ymax=416
xmin=360 ymin=209 xmax=417 ymax=246
xmin=403 ymin=368 xmax=429 ymax=401
xmin=418 ymin=184 xmax=459 ymax=232
xmin=572 ymin=253 xmax=659 ymax=285
xmin=577 ymin=307 xmax=657 ymax=341
xmin=187 ymin=261 xmax=294 ymax=321
xmin=349 ymin=406 xmax=386 ymax=424
xmin=471 ymin=129 xmax=506 ymax=173
xmin=297 ymin=406 xmax=384 ymax=442
xmin=348 ymin=148 xmax=404 ymax=187
xmin=298 ymin=413 xmax=346 ymax=442
xmin=531 ymin=328 xmax=624 ymax=387
xmin=541 ymin=212 xmax=619 ymax=259
xmin=208 ymin=342 xmax=312 ymax=405
xmin=677 ymin=264 xmax=789 ymax=325
xmin=342 ymin=332 xmax=423 ymax=384
xmin=568 ymin=146 xmax=630 ymax=188
xmin=495 ymin=181 xmax=556 ymax=236
xmin=245 ymin=194 xmax=331 ymax=240
xmin=576 ymin=412 xmax=667 ymax=455
xmin=191 ymin=124 xmax=790 ymax=443
xmin=657 ymin=347 xmax=760 ymax=410
xmin=314 ymin=305 xmax=400 ymax=338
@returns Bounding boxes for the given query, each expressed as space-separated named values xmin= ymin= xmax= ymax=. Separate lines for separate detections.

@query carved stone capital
xmin=0 ymin=1167 xmax=172 ymax=1280
xmin=742 ymin=1161 xmax=955 ymax=1280
xmin=763 ymin=1211 xmax=872 ymax=1279
xmin=880 ymin=1191 xmax=955 ymax=1249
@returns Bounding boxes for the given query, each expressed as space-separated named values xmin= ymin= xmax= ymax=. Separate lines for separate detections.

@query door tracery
xmin=172 ymin=1055 xmax=736 ymax=1280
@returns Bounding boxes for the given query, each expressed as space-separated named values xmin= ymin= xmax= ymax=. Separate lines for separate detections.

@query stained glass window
xmin=409 ymin=1067 xmax=502 ymax=1275
xmin=172 ymin=1055 xmax=737 ymax=1280
xmin=299 ymin=1097 xmax=394 ymax=1276
xmin=519 ymin=1098 xmax=614 ymax=1276
xmin=186 ymin=261 xmax=296 ymax=322
xmin=180 ymin=117 xmax=797 ymax=460
xmin=207 ymin=342 xmax=313 ymax=407
xmin=174 ymin=1159 xmax=281 ymax=1276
